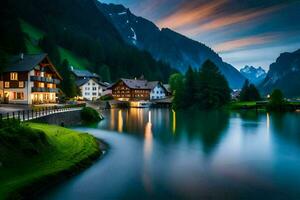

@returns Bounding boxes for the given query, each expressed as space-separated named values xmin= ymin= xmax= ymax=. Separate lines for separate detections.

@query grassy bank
xmin=0 ymin=122 xmax=101 ymax=199
xmin=229 ymin=101 xmax=300 ymax=111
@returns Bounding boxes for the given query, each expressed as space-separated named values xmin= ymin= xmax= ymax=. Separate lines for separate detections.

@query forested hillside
xmin=0 ymin=0 xmax=175 ymax=82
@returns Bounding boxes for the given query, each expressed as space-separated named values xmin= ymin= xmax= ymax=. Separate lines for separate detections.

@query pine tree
xmin=182 ymin=66 xmax=196 ymax=108
xmin=60 ymin=59 xmax=77 ymax=98
xmin=196 ymin=60 xmax=231 ymax=109
xmin=239 ymin=80 xmax=261 ymax=101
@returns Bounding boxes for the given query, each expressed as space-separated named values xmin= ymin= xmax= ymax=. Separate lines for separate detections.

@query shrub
xmin=100 ymin=94 xmax=114 ymax=101
xmin=80 ymin=107 xmax=101 ymax=124
xmin=0 ymin=120 xmax=50 ymax=166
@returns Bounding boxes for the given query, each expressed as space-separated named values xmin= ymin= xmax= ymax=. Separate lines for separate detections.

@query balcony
xmin=30 ymin=76 xmax=61 ymax=84
xmin=32 ymin=87 xmax=59 ymax=93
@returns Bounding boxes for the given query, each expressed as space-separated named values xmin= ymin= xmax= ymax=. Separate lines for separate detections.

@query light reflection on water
xmin=43 ymin=108 xmax=300 ymax=199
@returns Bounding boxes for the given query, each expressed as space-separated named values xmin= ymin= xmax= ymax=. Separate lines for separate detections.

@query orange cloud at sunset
xmin=213 ymin=34 xmax=280 ymax=53
xmin=156 ymin=0 xmax=227 ymax=29
xmin=183 ymin=5 xmax=282 ymax=36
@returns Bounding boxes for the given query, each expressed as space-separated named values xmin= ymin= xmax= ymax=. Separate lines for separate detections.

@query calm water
xmin=43 ymin=108 xmax=300 ymax=199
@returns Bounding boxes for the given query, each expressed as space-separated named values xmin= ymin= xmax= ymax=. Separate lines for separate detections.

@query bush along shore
xmin=0 ymin=117 xmax=103 ymax=200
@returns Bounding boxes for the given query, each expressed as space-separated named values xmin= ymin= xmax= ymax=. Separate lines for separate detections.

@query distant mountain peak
xmin=97 ymin=2 xmax=246 ymax=88
xmin=240 ymin=65 xmax=266 ymax=85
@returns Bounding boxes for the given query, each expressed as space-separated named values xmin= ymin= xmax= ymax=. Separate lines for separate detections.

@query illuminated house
xmin=76 ymin=78 xmax=108 ymax=101
xmin=109 ymin=78 xmax=169 ymax=101
xmin=0 ymin=53 xmax=62 ymax=104
xmin=72 ymin=69 xmax=108 ymax=101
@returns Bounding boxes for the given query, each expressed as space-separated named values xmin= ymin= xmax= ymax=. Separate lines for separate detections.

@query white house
xmin=146 ymin=81 xmax=168 ymax=100
xmin=76 ymin=78 xmax=107 ymax=101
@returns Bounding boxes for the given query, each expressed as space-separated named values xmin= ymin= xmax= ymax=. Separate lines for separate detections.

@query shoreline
xmin=1 ymin=124 xmax=108 ymax=200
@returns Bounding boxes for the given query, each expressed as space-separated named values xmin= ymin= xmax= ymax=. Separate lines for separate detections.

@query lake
xmin=43 ymin=108 xmax=300 ymax=199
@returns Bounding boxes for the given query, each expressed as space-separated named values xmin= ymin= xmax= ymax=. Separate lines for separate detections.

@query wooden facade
xmin=111 ymin=80 xmax=151 ymax=101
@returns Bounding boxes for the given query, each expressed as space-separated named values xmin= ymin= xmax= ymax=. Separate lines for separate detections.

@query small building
xmin=109 ymin=78 xmax=169 ymax=101
xmin=0 ymin=53 xmax=62 ymax=104
xmin=76 ymin=78 xmax=108 ymax=101
xmin=72 ymin=68 xmax=107 ymax=101
xmin=148 ymin=81 xmax=168 ymax=100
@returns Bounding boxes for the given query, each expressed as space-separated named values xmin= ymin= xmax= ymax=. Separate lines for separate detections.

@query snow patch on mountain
xmin=240 ymin=65 xmax=267 ymax=85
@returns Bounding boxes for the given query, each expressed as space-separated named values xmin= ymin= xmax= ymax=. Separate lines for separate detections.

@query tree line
xmin=169 ymin=60 xmax=231 ymax=109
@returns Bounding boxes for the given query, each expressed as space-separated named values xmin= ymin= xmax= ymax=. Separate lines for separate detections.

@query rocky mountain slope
xmin=1 ymin=0 xmax=175 ymax=82
xmin=260 ymin=49 xmax=300 ymax=97
xmin=97 ymin=2 xmax=246 ymax=88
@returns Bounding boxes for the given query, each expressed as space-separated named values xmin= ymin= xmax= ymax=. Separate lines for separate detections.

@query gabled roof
xmin=76 ymin=78 xmax=90 ymax=87
xmin=109 ymin=78 xmax=168 ymax=91
xmin=147 ymin=81 xmax=159 ymax=90
xmin=5 ymin=53 xmax=47 ymax=72
xmin=72 ymin=69 xmax=100 ymax=79
xmin=76 ymin=77 xmax=108 ymax=87
xmin=5 ymin=53 xmax=63 ymax=80
xmin=121 ymin=78 xmax=149 ymax=89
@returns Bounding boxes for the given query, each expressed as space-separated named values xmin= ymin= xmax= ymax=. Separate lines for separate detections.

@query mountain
xmin=97 ymin=2 xmax=246 ymax=88
xmin=0 ymin=0 xmax=175 ymax=82
xmin=240 ymin=66 xmax=266 ymax=85
xmin=260 ymin=49 xmax=300 ymax=97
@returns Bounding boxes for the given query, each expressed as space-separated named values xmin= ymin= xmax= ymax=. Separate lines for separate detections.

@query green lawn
xmin=0 ymin=123 xmax=100 ymax=199
xmin=58 ymin=47 xmax=89 ymax=70
xmin=229 ymin=101 xmax=258 ymax=110
xmin=20 ymin=19 xmax=89 ymax=69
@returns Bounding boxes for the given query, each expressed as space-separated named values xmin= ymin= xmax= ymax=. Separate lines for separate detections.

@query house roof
xmin=121 ymin=78 xmax=149 ymax=89
xmin=147 ymin=81 xmax=159 ymax=90
xmin=109 ymin=78 xmax=168 ymax=92
xmin=5 ymin=53 xmax=48 ymax=72
xmin=71 ymin=69 xmax=100 ymax=79
xmin=4 ymin=53 xmax=63 ymax=80
xmin=76 ymin=77 xmax=108 ymax=87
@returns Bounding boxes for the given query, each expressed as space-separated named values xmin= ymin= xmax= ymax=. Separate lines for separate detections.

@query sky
xmin=101 ymin=0 xmax=300 ymax=71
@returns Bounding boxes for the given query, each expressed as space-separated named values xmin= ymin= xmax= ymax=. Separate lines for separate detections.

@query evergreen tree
xmin=269 ymin=89 xmax=285 ymax=106
xmin=169 ymin=73 xmax=184 ymax=94
xmin=98 ymin=65 xmax=111 ymax=82
xmin=60 ymin=59 xmax=77 ymax=98
xmin=196 ymin=60 xmax=231 ymax=109
xmin=172 ymin=77 xmax=185 ymax=109
xmin=182 ymin=66 xmax=197 ymax=108
xmin=239 ymin=80 xmax=261 ymax=101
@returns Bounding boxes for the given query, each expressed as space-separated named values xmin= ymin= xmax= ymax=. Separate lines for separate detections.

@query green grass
xmin=58 ymin=47 xmax=89 ymax=70
xmin=229 ymin=101 xmax=258 ymax=110
xmin=0 ymin=123 xmax=100 ymax=199
xmin=20 ymin=19 xmax=89 ymax=69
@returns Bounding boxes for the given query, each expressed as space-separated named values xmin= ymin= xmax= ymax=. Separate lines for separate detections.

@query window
xmin=92 ymin=83 xmax=95 ymax=86
xmin=93 ymin=87 xmax=97 ymax=91
xmin=92 ymin=92 xmax=97 ymax=96
xmin=38 ymin=82 xmax=45 ymax=88
xmin=10 ymin=72 xmax=18 ymax=80
xmin=85 ymin=92 xmax=90 ymax=96
xmin=19 ymin=81 xmax=24 ymax=88
xmin=4 ymin=82 xmax=9 ymax=88
xmin=13 ymin=92 xmax=24 ymax=100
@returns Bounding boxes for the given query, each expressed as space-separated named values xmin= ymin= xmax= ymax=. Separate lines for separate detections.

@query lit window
xmin=19 ymin=81 xmax=24 ymax=88
xmin=4 ymin=82 xmax=9 ymax=88
xmin=13 ymin=92 xmax=24 ymax=100
xmin=39 ymin=82 xmax=45 ymax=88
xmin=10 ymin=72 xmax=18 ymax=80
